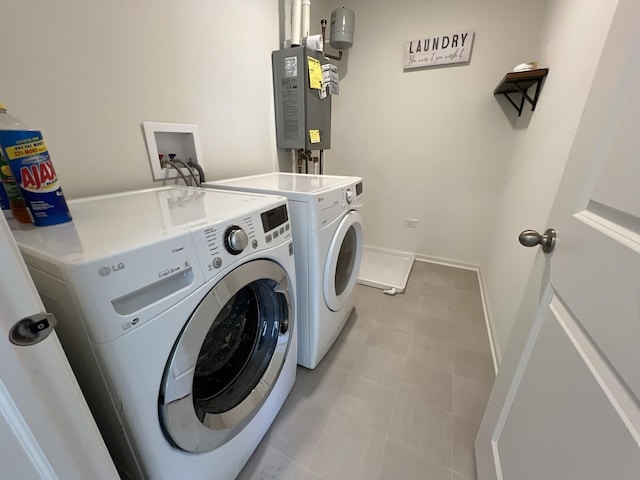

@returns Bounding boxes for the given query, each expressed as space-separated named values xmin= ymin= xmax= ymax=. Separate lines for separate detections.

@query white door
xmin=0 ymin=215 xmax=118 ymax=479
xmin=475 ymin=0 xmax=640 ymax=478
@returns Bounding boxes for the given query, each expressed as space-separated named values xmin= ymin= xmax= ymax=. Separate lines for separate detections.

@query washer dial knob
xmin=345 ymin=188 xmax=354 ymax=205
xmin=224 ymin=226 xmax=249 ymax=255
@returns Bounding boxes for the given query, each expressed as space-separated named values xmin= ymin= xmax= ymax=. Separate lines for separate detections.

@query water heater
xmin=272 ymin=46 xmax=331 ymax=150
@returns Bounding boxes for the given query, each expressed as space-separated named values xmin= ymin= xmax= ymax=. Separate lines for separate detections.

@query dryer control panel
xmin=189 ymin=200 xmax=293 ymax=282
xmin=308 ymin=180 xmax=364 ymax=231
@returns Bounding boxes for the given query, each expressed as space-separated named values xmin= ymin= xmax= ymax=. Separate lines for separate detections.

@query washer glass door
xmin=159 ymin=259 xmax=293 ymax=453
xmin=323 ymin=210 xmax=364 ymax=312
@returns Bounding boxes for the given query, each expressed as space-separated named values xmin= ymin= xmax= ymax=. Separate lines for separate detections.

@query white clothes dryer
xmin=204 ymin=173 xmax=363 ymax=369
xmin=13 ymin=186 xmax=297 ymax=480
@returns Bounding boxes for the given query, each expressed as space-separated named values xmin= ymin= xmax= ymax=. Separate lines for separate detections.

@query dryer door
xmin=159 ymin=259 xmax=293 ymax=453
xmin=323 ymin=210 xmax=364 ymax=312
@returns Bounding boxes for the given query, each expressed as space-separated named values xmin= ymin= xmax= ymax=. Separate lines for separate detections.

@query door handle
xmin=519 ymin=228 xmax=556 ymax=253
xmin=9 ymin=312 xmax=57 ymax=346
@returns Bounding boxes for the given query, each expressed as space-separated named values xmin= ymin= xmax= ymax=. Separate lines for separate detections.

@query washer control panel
xmin=190 ymin=200 xmax=292 ymax=281
xmin=261 ymin=203 xmax=290 ymax=245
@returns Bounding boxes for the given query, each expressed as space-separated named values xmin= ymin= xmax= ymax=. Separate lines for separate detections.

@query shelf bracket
xmin=493 ymin=68 xmax=549 ymax=117
xmin=502 ymin=92 xmax=526 ymax=116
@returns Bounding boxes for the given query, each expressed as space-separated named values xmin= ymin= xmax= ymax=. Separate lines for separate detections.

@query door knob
xmin=518 ymin=228 xmax=556 ymax=253
xmin=9 ymin=312 xmax=57 ymax=346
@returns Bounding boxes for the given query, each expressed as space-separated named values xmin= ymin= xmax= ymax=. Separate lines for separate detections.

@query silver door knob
xmin=518 ymin=228 xmax=556 ymax=253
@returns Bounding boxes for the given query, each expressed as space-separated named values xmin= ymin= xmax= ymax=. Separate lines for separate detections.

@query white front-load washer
xmin=12 ymin=186 xmax=297 ymax=480
xmin=204 ymin=173 xmax=363 ymax=369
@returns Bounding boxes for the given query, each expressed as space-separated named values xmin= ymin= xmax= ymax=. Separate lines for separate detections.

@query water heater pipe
xmin=291 ymin=0 xmax=302 ymax=46
xmin=321 ymin=19 xmax=343 ymax=61
xmin=301 ymin=0 xmax=311 ymax=39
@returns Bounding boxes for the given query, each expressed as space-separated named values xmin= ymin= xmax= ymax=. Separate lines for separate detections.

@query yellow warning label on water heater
xmin=309 ymin=129 xmax=320 ymax=143
xmin=308 ymin=57 xmax=322 ymax=89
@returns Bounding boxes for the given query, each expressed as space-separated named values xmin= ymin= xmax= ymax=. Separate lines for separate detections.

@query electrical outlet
xmin=404 ymin=218 xmax=418 ymax=228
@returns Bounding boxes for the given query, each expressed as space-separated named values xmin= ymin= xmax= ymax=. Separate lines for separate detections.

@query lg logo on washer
xmin=98 ymin=263 xmax=125 ymax=277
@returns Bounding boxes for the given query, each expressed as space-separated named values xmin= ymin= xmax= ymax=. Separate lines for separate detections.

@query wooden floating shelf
xmin=494 ymin=68 xmax=549 ymax=116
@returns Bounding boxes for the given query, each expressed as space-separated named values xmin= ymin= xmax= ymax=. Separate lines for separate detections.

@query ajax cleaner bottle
xmin=0 ymin=103 xmax=72 ymax=226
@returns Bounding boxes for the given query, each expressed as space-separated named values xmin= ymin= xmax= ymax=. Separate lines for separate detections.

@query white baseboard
xmin=413 ymin=253 xmax=480 ymax=271
xmin=363 ymin=245 xmax=416 ymax=258
xmin=476 ymin=270 xmax=501 ymax=373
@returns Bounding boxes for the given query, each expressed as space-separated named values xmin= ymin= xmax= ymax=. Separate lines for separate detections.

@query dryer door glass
xmin=324 ymin=210 xmax=364 ymax=312
xmin=335 ymin=226 xmax=358 ymax=296
xmin=159 ymin=259 xmax=293 ymax=453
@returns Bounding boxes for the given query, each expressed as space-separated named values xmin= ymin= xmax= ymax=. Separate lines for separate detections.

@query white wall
xmin=480 ymin=0 xmax=619 ymax=359
xmin=312 ymin=0 xmax=546 ymax=265
xmin=1 ymin=0 xmax=280 ymax=198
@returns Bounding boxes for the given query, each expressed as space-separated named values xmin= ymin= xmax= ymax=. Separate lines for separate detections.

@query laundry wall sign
xmin=404 ymin=31 xmax=474 ymax=69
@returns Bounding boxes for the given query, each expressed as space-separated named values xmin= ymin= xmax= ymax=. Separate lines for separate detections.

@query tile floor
xmin=239 ymin=261 xmax=495 ymax=480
